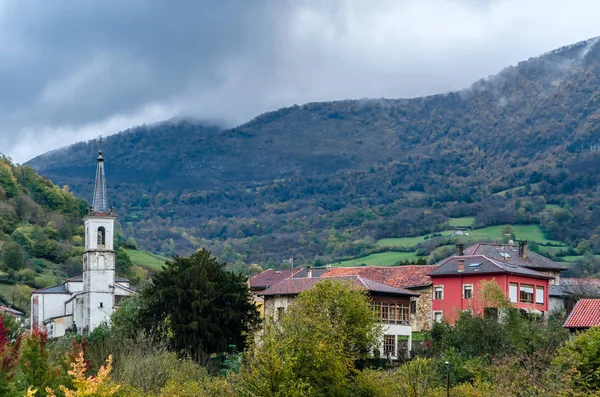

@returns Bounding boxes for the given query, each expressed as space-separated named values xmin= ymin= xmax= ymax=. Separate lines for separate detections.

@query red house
xmin=429 ymin=254 xmax=553 ymax=324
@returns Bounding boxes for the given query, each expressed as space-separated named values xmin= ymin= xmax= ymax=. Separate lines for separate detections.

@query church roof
xmin=91 ymin=149 xmax=109 ymax=213
xmin=33 ymin=284 xmax=69 ymax=294
xmin=35 ymin=275 xmax=131 ymax=294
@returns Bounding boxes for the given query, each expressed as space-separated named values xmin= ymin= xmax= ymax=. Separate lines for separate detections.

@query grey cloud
xmin=1 ymin=0 xmax=599 ymax=162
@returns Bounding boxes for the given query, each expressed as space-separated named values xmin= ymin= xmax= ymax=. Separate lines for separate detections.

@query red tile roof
xmin=323 ymin=265 xmax=437 ymax=289
xmin=250 ymin=269 xmax=298 ymax=290
xmin=260 ymin=275 xmax=419 ymax=296
xmin=564 ymin=299 xmax=600 ymax=329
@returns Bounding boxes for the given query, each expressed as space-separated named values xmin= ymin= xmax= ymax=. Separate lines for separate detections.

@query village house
xmin=551 ymin=278 xmax=600 ymax=314
xmin=429 ymin=253 xmax=553 ymax=324
xmin=30 ymin=149 xmax=135 ymax=337
xmin=260 ymin=273 xmax=419 ymax=358
xmin=563 ymin=299 xmax=600 ymax=334
xmin=323 ymin=265 xmax=437 ymax=332
xmin=463 ymin=241 xmax=566 ymax=285
xmin=249 ymin=267 xmax=330 ymax=317
xmin=249 ymin=269 xmax=298 ymax=317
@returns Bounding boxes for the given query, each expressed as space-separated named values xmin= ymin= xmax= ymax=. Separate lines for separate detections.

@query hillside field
xmin=346 ymin=223 xmax=566 ymax=267
xmin=335 ymin=251 xmax=419 ymax=267
xmin=125 ymin=249 xmax=168 ymax=271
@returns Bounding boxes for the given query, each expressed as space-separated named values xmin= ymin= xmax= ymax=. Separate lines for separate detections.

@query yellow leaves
xmin=25 ymin=387 xmax=38 ymax=397
xmin=38 ymin=352 xmax=120 ymax=397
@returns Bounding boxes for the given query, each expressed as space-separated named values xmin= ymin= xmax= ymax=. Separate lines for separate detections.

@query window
xmin=434 ymin=286 xmax=444 ymax=300
xmin=484 ymin=307 xmax=498 ymax=320
xmin=433 ymin=311 xmax=443 ymax=323
xmin=99 ymin=302 xmax=103 ymax=308
xmin=463 ymin=284 xmax=473 ymax=299
xmin=373 ymin=302 xmax=410 ymax=325
xmin=276 ymin=307 xmax=285 ymax=319
xmin=410 ymin=300 xmax=417 ymax=314
xmin=520 ymin=284 xmax=534 ymax=304
xmin=509 ymin=283 xmax=518 ymax=303
xmin=97 ymin=227 xmax=106 ymax=246
xmin=536 ymin=286 xmax=544 ymax=304
xmin=383 ymin=335 xmax=396 ymax=357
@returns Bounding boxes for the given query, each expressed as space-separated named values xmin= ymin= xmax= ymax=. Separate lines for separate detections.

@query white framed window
xmin=535 ymin=286 xmax=544 ymax=305
xmin=520 ymin=284 xmax=534 ymax=304
xmin=509 ymin=283 xmax=518 ymax=303
xmin=434 ymin=286 xmax=444 ymax=300
xmin=463 ymin=284 xmax=473 ymax=299
xmin=433 ymin=311 xmax=443 ymax=323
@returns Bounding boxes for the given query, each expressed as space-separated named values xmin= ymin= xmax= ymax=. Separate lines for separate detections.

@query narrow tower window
xmin=97 ymin=227 xmax=106 ymax=246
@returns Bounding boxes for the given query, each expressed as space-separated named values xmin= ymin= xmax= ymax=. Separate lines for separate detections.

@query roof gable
xmin=429 ymin=255 xmax=553 ymax=279
xmin=464 ymin=243 xmax=567 ymax=271
xmin=250 ymin=269 xmax=298 ymax=290
xmin=564 ymin=299 xmax=600 ymax=328
xmin=260 ymin=275 xmax=419 ymax=297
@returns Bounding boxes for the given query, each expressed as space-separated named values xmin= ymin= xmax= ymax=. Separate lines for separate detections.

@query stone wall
xmin=411 ymin=286 xmax=432 ymax=332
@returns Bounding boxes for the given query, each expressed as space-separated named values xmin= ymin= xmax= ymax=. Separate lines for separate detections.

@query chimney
xmin=518 ymin=241 xmax=528 ymax=259
xmin=306 ymin=266 xmax=312 ymax=278
xmin=456 ymin=244 xmax=464 ymax=256
xmin=457 ymin=259 xmax=465 ymax=272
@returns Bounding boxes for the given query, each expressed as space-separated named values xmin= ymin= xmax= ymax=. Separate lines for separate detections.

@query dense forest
xmin=0 ymin=155 xmax=141 ymax=313
xmin=26 ymin=38 xmax=600 ymax=274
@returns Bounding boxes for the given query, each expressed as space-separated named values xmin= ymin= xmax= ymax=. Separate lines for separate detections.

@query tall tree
xmin=237 ymin=279 xmax=382 ymax=397
xmin=140 ymin=249 xmax=259 ymax=361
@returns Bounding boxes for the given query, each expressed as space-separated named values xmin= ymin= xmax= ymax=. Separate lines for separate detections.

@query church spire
xmin=91 ymin=141 xmax=108 ymax=213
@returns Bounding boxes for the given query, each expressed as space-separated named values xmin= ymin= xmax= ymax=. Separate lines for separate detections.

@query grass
xmin=0 ymin=283 xmax=33 ymax=314
xmin=125 ymin=249 xmax=168 ymax=271
xmin=466 ymin=225 xmax=564 ymax=246
xmin=412 ymin=332 xmax=425 ymax=341
xmin=360 ymin=224 xmax=565 ymax=268
xmin=376 ymin=233 xmax=453 ymax=248
xmin=376 ymin=224 xmax=562 ymax=250
xmin=447 ymin=217 xmax=475 ymax=227
xmin=335 ymin=251 xmax=419 ymax=267
xmin=559 ymin=255 xmax=584 ymax=262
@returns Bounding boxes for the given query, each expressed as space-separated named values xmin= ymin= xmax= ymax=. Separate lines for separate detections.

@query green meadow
xmin=125 ymin=249 xmax=168 ymax=271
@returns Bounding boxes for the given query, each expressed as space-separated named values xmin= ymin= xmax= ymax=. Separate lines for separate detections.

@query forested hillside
xmin=27 ymin=38 xmax=600 ymax=275
xmin=0 ymin=156 xmax=146 ymax=312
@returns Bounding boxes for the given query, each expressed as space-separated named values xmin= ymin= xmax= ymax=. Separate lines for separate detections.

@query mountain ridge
xmin=25 ymin=37 xmax=600 ymax=272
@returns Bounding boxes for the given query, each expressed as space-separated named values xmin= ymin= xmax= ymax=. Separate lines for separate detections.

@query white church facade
xmin=30 ymin=149 xmax=135 ymax=337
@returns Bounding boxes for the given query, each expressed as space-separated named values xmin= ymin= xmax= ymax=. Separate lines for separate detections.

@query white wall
xmin=84 ymin=216 xmax=115 ymax=251
xmin=31 ymin=293 xmax=71 ymax=330
xmin=380 ymin=323 xmax=413 ymax=359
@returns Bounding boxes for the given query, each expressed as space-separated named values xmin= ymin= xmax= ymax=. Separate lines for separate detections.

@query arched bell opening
xmin=97 ymin=227 xmax=106 ymax=247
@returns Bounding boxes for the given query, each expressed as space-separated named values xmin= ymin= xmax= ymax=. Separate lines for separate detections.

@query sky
xmin=1 ymin=0 xmax=600 ymax=163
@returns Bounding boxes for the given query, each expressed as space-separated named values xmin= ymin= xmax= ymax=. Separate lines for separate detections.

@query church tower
xmin=81 ymin=148 xmax=116 ymax=333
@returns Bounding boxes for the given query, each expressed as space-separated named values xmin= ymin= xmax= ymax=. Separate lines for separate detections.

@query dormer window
xmin=97 ymin=227 xmax=106 ymax=247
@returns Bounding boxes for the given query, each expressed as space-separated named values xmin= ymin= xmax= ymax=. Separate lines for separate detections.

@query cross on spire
xmin=91 ymin=138 xmax=108 ymax=213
